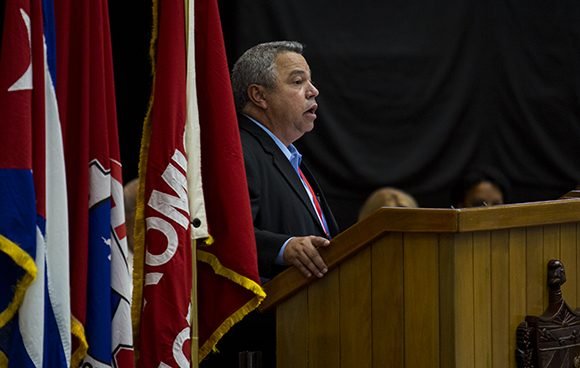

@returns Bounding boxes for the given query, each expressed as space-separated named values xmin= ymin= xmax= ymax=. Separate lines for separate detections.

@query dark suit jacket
xmin=239 ymin=115 xmax=339 ymax=279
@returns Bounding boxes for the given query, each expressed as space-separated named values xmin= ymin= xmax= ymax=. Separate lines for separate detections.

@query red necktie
xmin=298 ymin=168 xmax=329 ymax=236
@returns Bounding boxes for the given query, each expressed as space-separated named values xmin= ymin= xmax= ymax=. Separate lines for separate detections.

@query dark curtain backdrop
xmin=109 ymin=0 xmax=151 ymax=186
xmin=218 ymin=0 xmax=580 ymax=228
xmin=3 ymin=1 xmax=576 ymax=230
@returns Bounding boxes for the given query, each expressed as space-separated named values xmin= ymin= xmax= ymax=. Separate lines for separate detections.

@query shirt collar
xmin=245 ymin=115 xmax=302 ymax=172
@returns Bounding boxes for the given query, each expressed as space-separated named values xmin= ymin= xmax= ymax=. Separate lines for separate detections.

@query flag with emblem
xmin=54 ymin=0 xmax=134 ymax=366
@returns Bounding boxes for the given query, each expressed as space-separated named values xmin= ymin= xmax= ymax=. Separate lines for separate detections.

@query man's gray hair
xmin=231 ymin=41 xmax=304 ymax=111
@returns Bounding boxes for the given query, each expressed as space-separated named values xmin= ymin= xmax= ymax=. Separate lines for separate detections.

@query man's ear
xmin=247 ymin=84 xmax=268 ymax=109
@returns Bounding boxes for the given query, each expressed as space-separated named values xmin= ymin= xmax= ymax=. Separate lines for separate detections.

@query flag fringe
xmin=196 ymin=249 xmax=266 ymax=361
xmin=130 ymin=83 xmax=154 ymax=363
xmin=197 ymin=250 xmax=265 ymax=298
xmin=198 ymin=296 xmax=262 ymax=361
xmin=0 ymin=235 xmax=37 ymax=328
xmin=130 ymin=89 xmax=152 ymax=364
xmin=131 ymin=0 xmax=159 ymax=361
xmin=70 ymin=316 xmax=88 ymax=367
xmin=0 ymin=350 xmax=7 ymax=368
xmin=202 ymin=235 xmax=214 ymax=246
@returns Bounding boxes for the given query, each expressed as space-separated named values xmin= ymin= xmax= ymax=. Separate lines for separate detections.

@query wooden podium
xmin=259 ymin=199 xmax=580 ymax=368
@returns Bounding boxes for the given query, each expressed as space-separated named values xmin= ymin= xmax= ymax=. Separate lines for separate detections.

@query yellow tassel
xmin=0 ymin=235 xmax=37 ymax=329
xmin=70 ymin=317 xmax=88 ymax=367
xmin=0 ymin=350 xmax=8 ymax=368
xmin=196 ymin=250 xmax=266 ymax=361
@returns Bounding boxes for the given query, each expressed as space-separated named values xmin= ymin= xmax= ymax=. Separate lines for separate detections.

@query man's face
xmin=462 ymin=181 xmax=504 ymax=208
xmin=264 ymin=52 xmax=319 ymax=145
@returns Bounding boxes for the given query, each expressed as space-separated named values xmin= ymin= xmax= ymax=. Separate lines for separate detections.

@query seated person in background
xmin=452 ymin=167 xmax=510 ymax=208
xmin=358 ymin=187 xmax=418 ymax=221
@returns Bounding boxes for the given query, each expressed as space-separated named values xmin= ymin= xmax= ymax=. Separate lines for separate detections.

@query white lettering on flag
xmin=148 ymin=150 xmax=189 ymax=230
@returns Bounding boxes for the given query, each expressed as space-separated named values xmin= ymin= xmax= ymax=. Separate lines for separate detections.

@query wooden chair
xmin=516 ymin=260 xmax=580 ymax=368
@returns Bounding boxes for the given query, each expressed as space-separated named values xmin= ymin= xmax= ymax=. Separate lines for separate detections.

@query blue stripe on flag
xmin=0 ymin=215 xmax=46 ymax=368
xmin=41 ymin=0 xmax=72 ymax=364
xmin=0 ymin=170 xmax=37 ymax=316
xmin=42 ymin=278 xmax=67 ymax=368
xmin=0 ymin=318 xmax=36 ymax=368
xmin=41 ymin=0 xmax=57 ymax=83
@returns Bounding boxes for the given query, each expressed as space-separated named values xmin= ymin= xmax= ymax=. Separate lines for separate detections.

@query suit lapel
xmin=239 ymin=116 xmax=324 ymax=232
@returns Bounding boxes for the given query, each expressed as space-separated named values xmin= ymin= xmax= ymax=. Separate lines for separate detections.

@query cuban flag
xmin=0 ymin=0 xmax=70 ymax=367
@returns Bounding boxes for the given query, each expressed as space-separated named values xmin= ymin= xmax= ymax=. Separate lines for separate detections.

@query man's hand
xmin=283 ymin=236 xmax=330 ymax=278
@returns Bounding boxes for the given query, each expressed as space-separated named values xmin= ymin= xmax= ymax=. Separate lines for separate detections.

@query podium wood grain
xmin=263 ymin=200 xmax=580 ymax=367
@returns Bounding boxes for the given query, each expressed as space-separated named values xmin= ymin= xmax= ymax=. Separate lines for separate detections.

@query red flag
xmin=195 ymin=0 xmax=266 ymax=360
xmin=0 ymin=0 xmax=41 ymax=350
xmin=132 ymin=0 xmax=192 ymax=366
xmin=55 ymin=0 xmax=134 ymax=366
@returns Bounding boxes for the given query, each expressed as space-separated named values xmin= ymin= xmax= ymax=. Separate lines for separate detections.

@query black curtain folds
xmin=3 ymin=0 xmax=577 ymax=229
xmin=218 ymin=0 xmax=580 ymax=228
xmin=109 ymin=0 xmax=151 ymax=185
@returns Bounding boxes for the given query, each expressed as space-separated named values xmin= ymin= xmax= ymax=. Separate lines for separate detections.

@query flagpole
xmin=191 ymin=238 xmax=199 ymax=367
xmin=186 ymin=0 xmax=201 ymax=366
